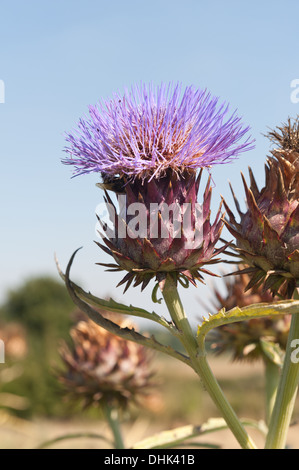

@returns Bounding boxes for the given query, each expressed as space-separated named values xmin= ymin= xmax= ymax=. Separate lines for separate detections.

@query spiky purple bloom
xmin=63 ymin=82 xmax=254 ymax=290
xmin=97 ymin=170 xmax=226 ymax=291
xmin=63 ymin=82 xmax=254 ymax=179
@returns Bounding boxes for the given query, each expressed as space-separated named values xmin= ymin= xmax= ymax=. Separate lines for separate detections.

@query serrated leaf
xmin=55 ymin=250 xmax=190 ymax=367
xmin=55 ymin=253 xmax=171 ymax=330
xmin=197 ymin=300 xmax=299 ymax=348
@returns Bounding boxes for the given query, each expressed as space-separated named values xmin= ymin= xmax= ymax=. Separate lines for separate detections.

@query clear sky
xmin=1 ymin=0 xmax=298 ymax=325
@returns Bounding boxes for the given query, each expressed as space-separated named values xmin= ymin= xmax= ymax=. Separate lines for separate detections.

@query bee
xmin=96 ymin=173 xmax=126 ymax=194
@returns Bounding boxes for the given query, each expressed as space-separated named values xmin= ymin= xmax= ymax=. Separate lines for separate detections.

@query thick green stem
xmin=265 ymin=302 xmax=299 ymax=449
xmin=103 ymin=405 xmax=125 ymax=449
xmin=264 ymin=357 xmax=280 ymax=425
xmin=162 ymin=275 xmax=257 ymax=450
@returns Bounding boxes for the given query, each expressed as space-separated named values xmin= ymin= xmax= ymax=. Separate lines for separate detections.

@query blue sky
xmin=0 ymin=0 xmax=298 ymax=324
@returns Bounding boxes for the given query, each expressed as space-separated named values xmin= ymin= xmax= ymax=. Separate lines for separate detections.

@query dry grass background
xmin=1 ymin=354 xmax=299 ymax=449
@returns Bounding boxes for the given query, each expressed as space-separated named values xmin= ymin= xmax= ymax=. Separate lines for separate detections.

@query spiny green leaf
xmin=55 ymin=253 xmax=171 ymax=330
xmin=197 ymin=300 xmax=299 ymax=348
xmin=55 ymin=250 xmax=190 ymax=367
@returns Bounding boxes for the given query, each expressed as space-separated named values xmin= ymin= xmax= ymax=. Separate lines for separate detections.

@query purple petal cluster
xmin=63 ymin=82 xmax=254 ymax=179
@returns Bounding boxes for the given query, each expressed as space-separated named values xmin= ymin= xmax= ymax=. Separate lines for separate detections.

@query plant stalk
xmin=264 ymin=357 xmax=280 ymax=426
xmin=162 ymin=275 xmax=257 ymax=450
xmin=265 ymin=291 xmax=299 ymax=449
xmin=103 ymin=405 xmax=125 ymax=449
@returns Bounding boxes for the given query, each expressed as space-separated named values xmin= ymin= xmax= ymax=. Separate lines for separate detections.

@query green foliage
xmin=1 ymin=276 xmax=74 ymax=337
xmin=197 ymin=300 xmax=299 ymax=349
xmin=0 ymin=276 xmax=75 ymax=417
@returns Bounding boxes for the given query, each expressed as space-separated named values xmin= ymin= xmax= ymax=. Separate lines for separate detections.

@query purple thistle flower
xmin=63 ymin=82 xmax=254 ymax=180
xmin=63 ymin=82 xmax=255 ymax=291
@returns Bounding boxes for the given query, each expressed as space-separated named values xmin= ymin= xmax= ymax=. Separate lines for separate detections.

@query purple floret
xmin=63 ymin=82 xmax=254 ymax=179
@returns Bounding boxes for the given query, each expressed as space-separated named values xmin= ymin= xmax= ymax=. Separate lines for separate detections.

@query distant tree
xmin=1 ymin=276 xmax=74 ymax=338
xmin=0 ymin=276 xmax=75 ymax=416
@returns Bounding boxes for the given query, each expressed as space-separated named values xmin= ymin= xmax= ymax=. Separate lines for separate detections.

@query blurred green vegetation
xmin=0 ymin=276 xmax=74 ymax=417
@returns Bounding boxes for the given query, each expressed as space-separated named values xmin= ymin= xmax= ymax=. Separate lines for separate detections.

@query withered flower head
xmin=58 ymin=313 xmax=155 ymax=410
xmin=267 ymin=116 xmax=299 ymax=153
xmin=267 ymin=116 xmax=299 ymax=198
